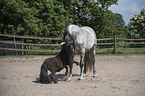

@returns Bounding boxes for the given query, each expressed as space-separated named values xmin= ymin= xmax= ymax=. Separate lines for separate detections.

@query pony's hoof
xmin=61 ymin=76 xmax=69 ymax=81
xmin=54 ymin=81 xmax=58 ymax=84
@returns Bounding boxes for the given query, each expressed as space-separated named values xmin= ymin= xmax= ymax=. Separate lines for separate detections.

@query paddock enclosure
xmin=0 ymin=55 xmax=145 ymax=96
xmin=1 ymin=34 xmax=145 ymax=55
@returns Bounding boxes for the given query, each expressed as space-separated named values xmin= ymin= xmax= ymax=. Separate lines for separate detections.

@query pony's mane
xmin=58 ymin=43 xmax=74 ymax=66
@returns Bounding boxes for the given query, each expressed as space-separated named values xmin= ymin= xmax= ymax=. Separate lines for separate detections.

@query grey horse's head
xmin=62 ymin=27 xmax=76 ymax=53
xmin=64 ymin=32 xmax=76 ymax=53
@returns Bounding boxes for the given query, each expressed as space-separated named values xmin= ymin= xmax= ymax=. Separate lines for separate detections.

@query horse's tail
xmin=39 ymin=64 xmax=52 ymax=84
xmin=84 ymin=45 xmax=96 ymax=72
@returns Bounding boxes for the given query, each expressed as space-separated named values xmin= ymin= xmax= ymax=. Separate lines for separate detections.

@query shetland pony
xmin=39 ymin=33 xmax=77 ymax=84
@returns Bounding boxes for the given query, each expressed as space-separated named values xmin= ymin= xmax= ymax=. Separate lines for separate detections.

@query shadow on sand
xmin=32 ymin=74 xmax=79 ymax=84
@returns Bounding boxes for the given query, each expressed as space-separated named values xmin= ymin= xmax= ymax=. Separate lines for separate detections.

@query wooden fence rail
xmin=116 ymin=38 xmax=145 ymax=41
xmin=0 ymin=34 xmax=62 ymax=40
xmin=0 ymin=34 xmax=145 ymax=55
xmin=0 ymin=41 xmax=62 ymax=46
xmin=0 ymin=47 xmax=60 ymax=52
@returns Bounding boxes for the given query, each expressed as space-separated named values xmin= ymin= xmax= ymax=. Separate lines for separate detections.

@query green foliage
xmin=129 ymin=8 xmax=145 ymax=39
xmin=0 ymin=0 xmax=127 ymax=40
xmin=0 ymin=0 xmax=72 ymax=37
xmin=98 ymin=0 xmax=118 ymax=9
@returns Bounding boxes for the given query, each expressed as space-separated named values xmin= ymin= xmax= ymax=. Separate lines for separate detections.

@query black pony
xmin=39 ymin=33 xmax=77 ymax=84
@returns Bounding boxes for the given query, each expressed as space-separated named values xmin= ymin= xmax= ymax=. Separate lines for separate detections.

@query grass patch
xmin=1 ymin=49 xmax=145 ymax=56
xmin=96 ymin=49 xmax=145 ymax=55
xmin=26 ymin=49 xmax=145 ymax=55
xmin=116 ymin=49 xmax=145 ymax=55
xmin=25 ymin=51 xmax=59 ymax=55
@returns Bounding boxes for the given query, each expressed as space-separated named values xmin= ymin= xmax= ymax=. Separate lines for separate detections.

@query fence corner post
xmin=113 ymin=34 xmax=117 ymax=55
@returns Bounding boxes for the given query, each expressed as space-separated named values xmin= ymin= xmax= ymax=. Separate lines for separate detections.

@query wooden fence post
xmin=22 ymin=45 xmax=24 ymax=55
xmin=14 ymin=36 xmax=18 ymax=55
xmin=113 ymin=34 xmax=117 ymax=54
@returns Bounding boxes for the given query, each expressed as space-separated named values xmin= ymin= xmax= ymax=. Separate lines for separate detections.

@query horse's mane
xmin=63 ymin=25 xmax=69 ymax=41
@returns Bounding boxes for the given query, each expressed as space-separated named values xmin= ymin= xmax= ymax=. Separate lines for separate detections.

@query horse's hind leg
xmin=93 ymin=45 xmax=97 ymax=77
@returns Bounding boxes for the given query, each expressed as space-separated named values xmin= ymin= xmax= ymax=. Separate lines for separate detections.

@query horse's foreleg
xmin=83 ymin=63 xmax=87 ymax=77
xmin=79 ymin=50 xmax=85 ymax=80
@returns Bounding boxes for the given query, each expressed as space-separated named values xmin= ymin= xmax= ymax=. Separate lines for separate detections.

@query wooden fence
xmin=0 ymin=34 xmax=145 ymax=55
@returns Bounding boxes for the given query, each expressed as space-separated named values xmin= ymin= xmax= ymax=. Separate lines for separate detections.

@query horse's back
xmin=66 ymin=25 xmax=96 ymax=50
xmin=78 ymin=27 xmax=96 ymax=50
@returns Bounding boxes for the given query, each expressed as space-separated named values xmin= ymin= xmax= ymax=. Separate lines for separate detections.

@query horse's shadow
xmin=32 ymin=74 xmax=79 ymax=84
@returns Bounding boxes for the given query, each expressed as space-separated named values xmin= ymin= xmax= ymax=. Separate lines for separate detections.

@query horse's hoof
xmin=83 ymin=74 xmax=87 ymax=77
xmin=78 ymin=77 xmax=83 ymax=80
xmin=93 ymin=73 xmax=97 ymax=77
xmin=67 ymin=77 xmax=71 ymax=81
xmin=78 ymin=78 xmax=83 ymax=80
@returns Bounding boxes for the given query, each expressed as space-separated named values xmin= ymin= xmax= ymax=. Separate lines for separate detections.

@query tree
xmin=0 ymin=0 xmax=40 ymax=35
xmin=0 ymin=0 xmax=72 ymax=37
xmin=65 ymin=0 xmax=119 ymax=37
xmin=113 ymin=13 xmax=125 ymax=28
xmin=1 ymin=0 xmax=122 ymax=39
xmin=129 ymin=8 xmax=145 ymax=38
xmin=97 ymin=0 xmax=118 ymax=9
xmin=111 ymin=13 xmax=126 ymax=36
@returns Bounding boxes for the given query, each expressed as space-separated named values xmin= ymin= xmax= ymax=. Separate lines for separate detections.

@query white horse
xmin=63 ymin=24 xmax=97 ymax=80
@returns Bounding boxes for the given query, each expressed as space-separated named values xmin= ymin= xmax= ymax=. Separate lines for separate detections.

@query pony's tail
xmin=39 ymin=64 xmax=52 ymax=84
xmin=84 ymin=45 xmax=96 ymax=72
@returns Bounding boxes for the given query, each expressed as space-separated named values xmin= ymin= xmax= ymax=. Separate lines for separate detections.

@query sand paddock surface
xmin=0 ymin=55 xmax=145 ymax=96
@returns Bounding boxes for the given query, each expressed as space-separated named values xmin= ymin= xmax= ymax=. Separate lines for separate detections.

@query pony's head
xmin=62 ymin=25 xmax=76 ymax=53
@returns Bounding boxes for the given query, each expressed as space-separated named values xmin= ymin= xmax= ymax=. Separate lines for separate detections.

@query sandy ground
xmin=0 ymin=55 xmax=145 ymax=96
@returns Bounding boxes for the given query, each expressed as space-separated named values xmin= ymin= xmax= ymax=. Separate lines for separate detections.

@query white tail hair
xmin=61 ymin=42 xmax=65 ymax=45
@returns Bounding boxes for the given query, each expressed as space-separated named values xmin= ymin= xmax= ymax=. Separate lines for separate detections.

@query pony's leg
xmin=49 ymin=73 xmax=57 ymax=83
xmin=93 ymin=45 xmax=97 ymax=77
xmin=65 ymin=66 xmax=68 ymax=76
xmin=73 ymin=61 xmax=79 ymax=65
xmin=67 ymin=66 xmax=72 ymax=80
xmin=78 ymin=49 xmax=85 ymax=80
